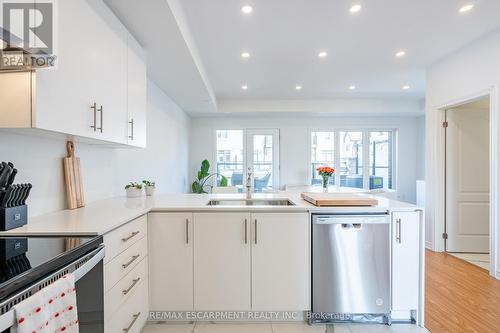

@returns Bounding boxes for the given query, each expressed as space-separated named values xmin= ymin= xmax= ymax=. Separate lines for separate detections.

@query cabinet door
xmin=148 ymin=213 xmax=193 ymax=311
xmin=194 ymin=212 xmax=251 ymax=310
xmin=36 ymin=0 xmax=99 ymax=138
xmin=89 ymin=0 xmax=128 ymax=144
xmin=392 ymin=211 xmax=420 ymax=311
xmin=251 ymin=213 xmax=310 ymax=311
xmin=127 ymin=34 xmax=147 ymax=147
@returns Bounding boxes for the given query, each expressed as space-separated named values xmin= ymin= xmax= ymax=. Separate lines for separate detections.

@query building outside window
xmin=215 ymin=130 xmax=244 ymax=189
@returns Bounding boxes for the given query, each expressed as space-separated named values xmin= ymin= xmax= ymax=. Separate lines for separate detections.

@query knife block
xmin=0 ymin=205 xmax=27 ymax=231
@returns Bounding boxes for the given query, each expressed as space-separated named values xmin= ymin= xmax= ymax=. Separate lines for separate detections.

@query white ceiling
xmin=180 ymin=0 xmax=500 ymax=100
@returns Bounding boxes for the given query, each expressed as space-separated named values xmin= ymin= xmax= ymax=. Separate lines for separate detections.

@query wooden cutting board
xmin=63 ymin=141 xmax=85 ymax=209
xmin=301 ymin=192 xmax=378 ymax=207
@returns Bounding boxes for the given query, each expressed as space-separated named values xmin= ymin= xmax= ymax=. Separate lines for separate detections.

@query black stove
xmin=0 ymin=236 xmax=102 ymax=300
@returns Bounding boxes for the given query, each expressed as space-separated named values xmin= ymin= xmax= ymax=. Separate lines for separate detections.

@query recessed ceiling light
xmin=396 ymin=50 xmax=406 ymax=57
xmin=241 ymin=52 xmax=250 ymax=58
xmin=241 ymin=85 xmax=248 ymax=90
xmin=295 ymin=85 xmax=303 ymax=91
xmin=241 ymin=5 xmax=253 ymax=14
xmin=350 ymin=4 xmax=362 ymax=13
xmin=318 ymin=51 xmax=328 ymax=58
xmin=349 ymin=85 xmax=356 ymax=90
xmin=402 ymin=85 xmax=410 ymax=90
xmin=459 ymin=4 xmax=474 ymax=13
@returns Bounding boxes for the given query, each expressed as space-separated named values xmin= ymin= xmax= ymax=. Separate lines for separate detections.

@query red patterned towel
xmin=14 ymin=273 xmax=79 ymax=333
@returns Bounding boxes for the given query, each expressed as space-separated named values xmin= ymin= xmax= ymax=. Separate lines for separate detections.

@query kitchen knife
xmin=6 ymin=185 xmax=17 ymax=207
xmin=7 ymin=168 xmax=17 ymax=186
xmin=11 ymin=184 xmax=21 ymax=207
xmin=1 ymin=185 xmax=13 ymax=208
xmin=0 ymin=162 xmax=11 ymax=188
xmin=17 ymin=184 xmax=27 ymax=206
xmin=22 ymin=184 xmax=32 ymax=205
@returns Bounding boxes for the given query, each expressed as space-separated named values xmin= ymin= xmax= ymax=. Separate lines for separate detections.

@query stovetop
xmin=0 ymin=236 xmax=102 ymax=300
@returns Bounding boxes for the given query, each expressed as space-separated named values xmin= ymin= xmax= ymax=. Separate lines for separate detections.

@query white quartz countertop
xmin=0 ymin=193 xmax=420 ymax=236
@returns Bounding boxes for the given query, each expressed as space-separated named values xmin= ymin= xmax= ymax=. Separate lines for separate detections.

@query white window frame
xmin=309 ymin=128 xmax=397 ymax=190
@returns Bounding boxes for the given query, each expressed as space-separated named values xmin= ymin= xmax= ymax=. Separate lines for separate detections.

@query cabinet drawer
xmin=105 ymin=236 xmax=148 ymax=292
xmin=105 ymin=275 xmax=148 ymax=333
xmin=105 ymin=257 xmax=148 ymax=321
xmin=104 ymin=215 xmax=147 ymax=263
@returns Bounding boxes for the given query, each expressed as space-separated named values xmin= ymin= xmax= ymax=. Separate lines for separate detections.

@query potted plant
xmin=125 ymin=182 xmax=143 ymax=197
xmin=192 ymin=159 xmax=228 ymax=193
xmin=317 ymin=166 xmax=335 ymax=192
xmin=143 ymin=180 xmax=156 ymax=196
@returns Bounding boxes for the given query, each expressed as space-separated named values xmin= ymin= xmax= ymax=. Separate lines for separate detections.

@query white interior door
xmin=246 ymin=129 xmax=280 ymax=192
xmin=446 ymin=107 xmax=490 ymax=252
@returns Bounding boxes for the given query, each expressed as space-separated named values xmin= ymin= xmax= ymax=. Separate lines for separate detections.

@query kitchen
xmin=1 ymin=1 xmax=500 ymax=333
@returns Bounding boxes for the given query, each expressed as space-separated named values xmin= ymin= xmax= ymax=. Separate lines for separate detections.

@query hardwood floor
xmin=425 ymin=250 xmax=500 ymax=333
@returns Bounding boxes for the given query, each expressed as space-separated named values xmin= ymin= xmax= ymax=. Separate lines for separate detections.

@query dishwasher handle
xmin=314 ymin=215 xmax=389 ymax=225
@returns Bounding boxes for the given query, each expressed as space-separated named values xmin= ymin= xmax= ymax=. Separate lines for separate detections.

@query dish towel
xmin=14 ymin=273 xmax=79 ymax=333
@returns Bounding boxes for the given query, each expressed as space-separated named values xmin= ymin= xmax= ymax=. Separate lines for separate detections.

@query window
xmin=311 ymin=132 xmax=335 ymax=185
xmin=310 ymin=129 xmax=395 ymax=190
xmin=340 ymin=131 xmax=364 ymax=189
xmin=216 ymin=130 xmax=244 ymax=189
xmin=369 ymin=131 xmax=393 ymax=189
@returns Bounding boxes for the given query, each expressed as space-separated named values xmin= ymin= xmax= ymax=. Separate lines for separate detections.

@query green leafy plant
xmin=125 ymin=182 xmax=142 ymax=190
xmin=192 ymin=159 xmax=228 ymax=193
xmin=142 ymin=180 xmax=155 ymax=187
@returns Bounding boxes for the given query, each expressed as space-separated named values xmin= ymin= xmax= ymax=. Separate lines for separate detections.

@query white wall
xmin=0 ymin=80 xmax=190 ymax=217
xmin=426 ymin=28 xmax=500 ymax=277
xmin=190 ymin=115 xmax=421 ymax=204
xmin=416 ymin=115 xmax=426 ymax=180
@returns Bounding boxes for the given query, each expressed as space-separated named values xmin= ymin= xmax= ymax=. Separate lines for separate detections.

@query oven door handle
xmin=74 ymin=247 xmax=105 ymax=282
xmin=0 ymin=246 xmax=105 ymax=332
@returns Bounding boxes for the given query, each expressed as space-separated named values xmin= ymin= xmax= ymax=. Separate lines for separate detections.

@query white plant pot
xmin=126 ymin=187 xmax=142 ymax=198
xmin=145 ymin=186 xmax=155 ymax=196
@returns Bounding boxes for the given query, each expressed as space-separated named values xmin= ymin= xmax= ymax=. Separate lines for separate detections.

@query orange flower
xmin=317 ymin=166 xmax=335 ymax=176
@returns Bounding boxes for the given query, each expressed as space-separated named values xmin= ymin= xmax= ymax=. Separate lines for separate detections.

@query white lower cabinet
xmin=251 ymin=212 xmax=310 ymax=311
xmin=148 ymin=212 xmax=310 ymax=312
xmin=148 ymin=213 xmax=193 ymax=311
xmin=193 ymin=212 xmax=252 ymax=310
xmin=391 ymin=211 xmax=420 ymax=313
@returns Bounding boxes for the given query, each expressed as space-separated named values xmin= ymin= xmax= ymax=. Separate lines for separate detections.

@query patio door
xmin=246 ymin=129 xmax=280 ymax=192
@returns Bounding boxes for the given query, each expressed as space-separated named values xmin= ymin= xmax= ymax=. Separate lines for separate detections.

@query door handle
xmin=186 ymin=218 xmax=190 ymax=244
xmin=122 ymin=277 xmax=141 ymax=295
xmin=90 ymin=102 xmax=97 ymax=131
xmin=396 ymin=218 xmax=402 ymax=243
xmin=254 ymin=219 xmax=258 ymax=244
xmin=128 ymin=118 xmax=134 ymax=140
xmin=244 ymin=219 xmax=248 ymax=244
xmin=123 ymin=312 xmax=141 ymax=333
xmin=97 ymin=105 xmax=103 ymax=132
xmin=121 ymin=231 xmax=140 ymax=243
xmin=122 ymin=254 xmax=140 ymax=269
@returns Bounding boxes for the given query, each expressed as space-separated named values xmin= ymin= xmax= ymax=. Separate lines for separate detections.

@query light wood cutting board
xmin=63 ymin=141 xmax=85 ymax=209
xmin=301 ymin=192 xmax=378 ymax=207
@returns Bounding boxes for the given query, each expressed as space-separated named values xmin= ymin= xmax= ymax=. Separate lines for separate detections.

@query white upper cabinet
xmin=127 ymin=34 xmax=147 ymax=147
xmin=13 ymin=0 xmax=146 ymax=146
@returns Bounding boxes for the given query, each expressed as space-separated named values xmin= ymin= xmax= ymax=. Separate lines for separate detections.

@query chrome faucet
xmin=246 ymin=168 xmax=253 ymax=198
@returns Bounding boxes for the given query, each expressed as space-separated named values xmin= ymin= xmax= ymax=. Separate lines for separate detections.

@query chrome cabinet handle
xmin=97 ymin=105 xmax=103 ymax=132
xmin=186 ymin=218 xmax=190 ymax=244
xmin=396 ymin=218 xmax=402 ymax=243
xmin=123 ymin=312 xmax=141 ymax=333
xmin=244 ymin=219 xmax=248 ymax=244
xmin=121 ymin=231 xmax=140 ymax=242
xmin=128 ymin=118 xmax=134 ymax=140
xmin=122 ymin=277 xmax=141 ymax=295
xmin=90 ymin=103 xmax=97 ymax=131
xmin=254 ymin=219 xmax=258 ymax=244
xmin=122 ymin=254 xmax=140 ymax=269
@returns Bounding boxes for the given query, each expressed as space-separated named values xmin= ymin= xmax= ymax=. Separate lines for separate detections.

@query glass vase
xmin=322 ymin=175 xmax=330 ymax=192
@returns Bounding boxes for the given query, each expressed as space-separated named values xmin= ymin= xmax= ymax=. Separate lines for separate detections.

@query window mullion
xmin=363 ymin=130 xmax=370 ymax=189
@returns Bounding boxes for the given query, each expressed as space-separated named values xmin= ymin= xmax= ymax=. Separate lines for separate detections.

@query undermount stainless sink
xmin=206 ymin=199 xmax=295 ymax=206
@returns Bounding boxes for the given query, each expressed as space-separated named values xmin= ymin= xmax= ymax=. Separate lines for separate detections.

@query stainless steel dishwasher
xmin=311 ymin=213 xmax=391 ymax=324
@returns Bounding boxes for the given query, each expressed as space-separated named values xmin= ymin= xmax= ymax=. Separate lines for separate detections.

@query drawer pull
xmin=122 ymin=254 xmax=140 ymax=269
xmin=122 ymin=278 xmax=141 ymax=295
xmin=122 ymin=231 xmax=140 ymax=242
xmin=123 ymin=312 xmax=141 ymax=333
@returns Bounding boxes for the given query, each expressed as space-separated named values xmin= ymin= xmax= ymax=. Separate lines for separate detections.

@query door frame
xmin=431 ymin=86 xmax=498 ymax=277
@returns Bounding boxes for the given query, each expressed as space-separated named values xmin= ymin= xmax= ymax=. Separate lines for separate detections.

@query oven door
xmin=0 ymin=247 xmax=105 ymax=333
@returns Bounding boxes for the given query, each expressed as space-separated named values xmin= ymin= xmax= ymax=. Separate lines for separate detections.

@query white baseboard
xmin=425 ymin=241 xmax=433 ymax=250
